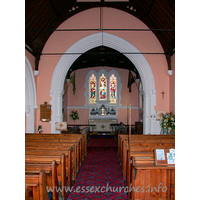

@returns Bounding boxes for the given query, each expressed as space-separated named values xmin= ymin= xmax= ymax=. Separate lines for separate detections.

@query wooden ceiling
xmin=25 ymin=0 xmax=175 ymax=70
xmin=67 ymin=46 xmax=140 ymax=77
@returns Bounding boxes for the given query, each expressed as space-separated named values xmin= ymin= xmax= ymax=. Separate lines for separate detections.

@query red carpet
xmin=87 ymin=137 xmax=118 ymax=150
xmin=67 ymin=138 xmax=128 ymax=200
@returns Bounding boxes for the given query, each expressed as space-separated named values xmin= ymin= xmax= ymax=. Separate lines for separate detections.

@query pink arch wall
xmin=33 ymin=7 xmax=171 ymax=133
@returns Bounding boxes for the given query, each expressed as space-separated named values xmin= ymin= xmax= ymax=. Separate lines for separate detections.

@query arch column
xmin=143 ymin=89 xmax=158 ymax=134
xmin=25 ymin=56 xmax=37 ymax=133
xmin=143 ymin=90 xmax=151 ymax=134
xmin=50 ymin=32 xmax=158 ymax=134
xmin=50 ymin=90 xmax=64 ymax=133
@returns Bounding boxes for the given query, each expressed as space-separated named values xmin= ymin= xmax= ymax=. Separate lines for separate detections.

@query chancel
xmin=25 ymin=1 xmax=175 ymax=199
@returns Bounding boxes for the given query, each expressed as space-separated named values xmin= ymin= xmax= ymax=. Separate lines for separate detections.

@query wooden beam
xmin=166 ymin=54 xmax=172 ymax=70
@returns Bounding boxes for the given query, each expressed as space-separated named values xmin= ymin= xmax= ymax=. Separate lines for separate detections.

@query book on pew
xmin=167 ymin=149 xmax=175 ymax=164
xmin=154 ymin=148 xmax=175 ymax=165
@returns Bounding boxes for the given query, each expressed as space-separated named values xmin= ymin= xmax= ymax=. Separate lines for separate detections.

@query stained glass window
xmin=99 ymin=73 xmax=107 ymax=100
xmin=109 ymin=74 xmax=117 ymax=103
xmin=89 ymin=74 xmax=96 ymax=103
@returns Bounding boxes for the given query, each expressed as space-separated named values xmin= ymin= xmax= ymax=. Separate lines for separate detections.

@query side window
xmin=89 ymin=74 xmax=96 ymax=103
xmin=99 ymin=74 xmax=107 ymax=100
xmin=109 ymin=74 xmax=117 ymax=103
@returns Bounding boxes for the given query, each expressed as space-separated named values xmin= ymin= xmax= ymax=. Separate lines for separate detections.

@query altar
xmin=88 ymin=103 xmax=118 ymax=133
xmin=89 ymin=119 xmax=118 ymax=132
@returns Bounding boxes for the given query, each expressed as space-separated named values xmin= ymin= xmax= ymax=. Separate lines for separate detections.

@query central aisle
xmin=67 ymin=137 xmax=128 ymax=200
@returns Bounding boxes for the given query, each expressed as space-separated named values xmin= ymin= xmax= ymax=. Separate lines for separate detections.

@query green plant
xmin=160 ymin=112 xmax=175 ymax=134
xmin=69 ymin=110 xmax=79 ymax=121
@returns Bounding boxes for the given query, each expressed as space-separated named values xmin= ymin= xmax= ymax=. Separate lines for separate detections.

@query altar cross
xmin=101 ymin=107 xmax=105 ymax=115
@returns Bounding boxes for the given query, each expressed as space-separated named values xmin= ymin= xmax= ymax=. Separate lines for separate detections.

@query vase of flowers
xmin=69 ymin=110 xmax=79 ymax=124
xmin=160 ymin=112 xmax=175 ymax=134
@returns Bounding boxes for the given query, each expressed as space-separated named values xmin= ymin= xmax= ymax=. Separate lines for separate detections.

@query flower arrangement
xmin=69 ymin=110 xmax=79 ymax=121
xmin=160 ymin=112 xmax=175 ymax=134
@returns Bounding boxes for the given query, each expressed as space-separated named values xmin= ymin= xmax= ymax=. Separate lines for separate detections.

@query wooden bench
xmin=25 ymin=133 xmax=88 ymax=199
xmin=122 ymin=143 xmax=175 ymax=180
xmin=25 ymin=133 xmax=87 ymax=160
xmin=26 ymin=133 xmax=86 ymax=165
xmin=25 ymin=170 xmax=48 ymax=200
xmin=120 ymin=140 xmax=175 ymax=179
xmin=25 ymin=149 xmax=75 ymax=180
xmin=117 ymin=135 xmax=175 ymax=166
xmin=25 ymin=161 xmax=58 ymax=200
xmin=129 ymin=160 xmax=175 ymax=200
xmin=25 ymin=139 xmax=81 ymax=169
xmin=117 ymin=135 xmax=175 ymax=200
xmin=25 ymin=135 xmax=84 ymax=160
xmin=25 ymin=141 xmax=78 ymax=175
xmin=118 ymin=135 xmax=175 ymax=155
xmin=118 ymin=134 xmax=175 ymax=160
xmin=120 ymin=139 xmax=175 ymax=165
xmin=25 ymin=154 xmax=68 ymax=199
xmin=126 ymin=151 xmax=154 ymax=199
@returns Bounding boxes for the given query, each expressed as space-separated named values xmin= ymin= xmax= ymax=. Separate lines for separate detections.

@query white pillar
xmin=139 ymin=81 xmax=143 ymax=109
xmin=143 ymin=90 xmax=151 ymax=134
xmin=50 ymin=90 xmax=64 ymax=133
xmin=25 ymin=56 xmax=37 ymax=133
xmin=143 ymin=89 xmax=159 ymax=134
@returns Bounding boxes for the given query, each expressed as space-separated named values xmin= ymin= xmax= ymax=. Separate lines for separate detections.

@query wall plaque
xmin=40 ymin=101 xmax=51 ymax=122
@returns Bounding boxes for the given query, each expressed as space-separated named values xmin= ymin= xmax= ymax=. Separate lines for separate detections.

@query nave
xmin=67 ymin=136 xmax=127 ymax=199
xmin=25 ymin=133 xmax=175 ymax=200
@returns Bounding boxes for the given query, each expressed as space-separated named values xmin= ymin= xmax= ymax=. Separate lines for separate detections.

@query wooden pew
xmin=125 ymin=149 xmax=175 ymax=200
xmin=25 ymin=160 xmax=58 ymax=200
xmin=25 ymin=136 xmax=83 ymax=159
xmin=25 ymin=139 xmax=81 ymax=170
xmin=117 ymin=135 xmax=175 ymax=166
xmin=117 ymin=134 xmax=175 ymax=200
xmin=25 ymin=154 xmax=67 ymax=199
xmin=25 ymin=149 xmax=74 ymax=181
xmin=126 ymin=151 xmax=154 ymax=199
xmin=25 ymin=186 xmax=30 ymax=200
xmin=118 ymin=134 xmax=175 ymax=161
xmin=117 ymin=135 xmax=175 ymax=196
xmin=25 ymin=133 xmax=87 ymax=160
xmin=25 ymin=170 xmax=48 ymax=200
xmin=25 ymin=133 xmax=86 ymax=166
xmin=122 ymin=143 xmax=175 ymax=180
xmin=25 ymin=133 xmax=87 ymax=199
xmin=118 ymin=135 xmax=175 ymax=156
xmin=120 ymin=140 xmax=175 ymax=179
xmin=121 ymin=140 xmax=175 ymax=161
xmin=129 ymin=159 xmax=175 ymax=200
xmin=25 ymin=141 xmax=77 ymax=177
xmin=118 ymin=134 xmax=175 ymax=153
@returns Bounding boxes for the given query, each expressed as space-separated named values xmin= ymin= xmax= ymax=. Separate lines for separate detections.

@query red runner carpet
xmin=67 ymin=137 xmax=128 ymax=200
xmin=87 ymin=137 xmax=118 ymax=150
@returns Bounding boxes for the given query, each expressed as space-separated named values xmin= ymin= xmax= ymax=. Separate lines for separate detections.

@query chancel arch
xmin=50 ymin=32 xmax=157 ymax=134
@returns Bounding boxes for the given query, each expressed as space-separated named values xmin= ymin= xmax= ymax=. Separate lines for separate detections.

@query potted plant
xmin=160 ymin=112 xmax=175 ymax=134
xmin=69 ymin=110 xmax=79 ymax=124
xmin=38 ymin=125 xmax=43 ymax=133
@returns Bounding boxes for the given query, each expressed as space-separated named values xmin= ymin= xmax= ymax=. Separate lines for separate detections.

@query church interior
xmin=24 ymin=0 xmax=179 ymax=199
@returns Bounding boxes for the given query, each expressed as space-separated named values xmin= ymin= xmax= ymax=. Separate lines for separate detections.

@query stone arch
xmin=50 ymin=32 xmax=157 ymax=134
